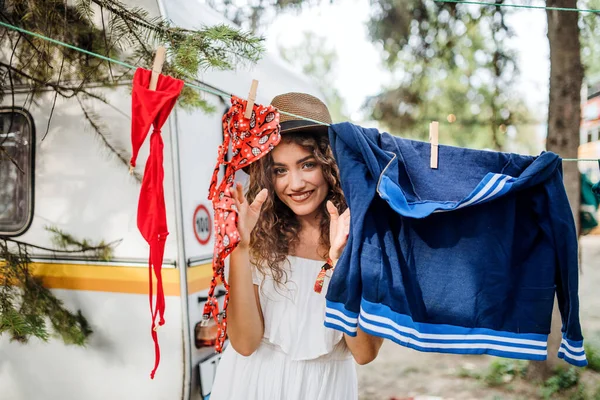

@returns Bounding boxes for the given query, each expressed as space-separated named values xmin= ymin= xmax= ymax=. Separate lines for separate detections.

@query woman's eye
xmin=274 ymin=168 xmax=286 ymax=175
xmin=302 ymin=162 xmax=315 ymax=169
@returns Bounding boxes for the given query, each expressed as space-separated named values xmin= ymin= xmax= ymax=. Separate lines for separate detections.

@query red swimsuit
xmin=130 ymin=68 xmax=184 ymax=378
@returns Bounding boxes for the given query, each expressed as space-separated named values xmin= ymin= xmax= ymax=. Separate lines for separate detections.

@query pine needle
xmin=1 ymin=227 xmax=119 ymax=345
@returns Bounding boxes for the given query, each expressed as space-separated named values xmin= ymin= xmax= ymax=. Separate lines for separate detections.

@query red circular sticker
xmin=193 ymin=205 xmax=211 ymax=245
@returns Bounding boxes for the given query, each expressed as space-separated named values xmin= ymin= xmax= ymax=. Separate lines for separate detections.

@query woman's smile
xmin=288 ymin=190 xmax=314 ymax=202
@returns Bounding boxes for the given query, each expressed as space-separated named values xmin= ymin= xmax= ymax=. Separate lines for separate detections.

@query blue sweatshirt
xmin=324 ymin=122 xmax=587 ymax=367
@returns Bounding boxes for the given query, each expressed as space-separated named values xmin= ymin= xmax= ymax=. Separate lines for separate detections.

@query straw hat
xmin=240 ymin=93 xmax=331 ymax=175
xmin=271 ymin=92 xmax=332 ymax=135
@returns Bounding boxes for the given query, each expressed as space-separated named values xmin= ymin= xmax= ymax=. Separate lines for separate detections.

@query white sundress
xmin=210 ymin=256 xmax=358 ymax=400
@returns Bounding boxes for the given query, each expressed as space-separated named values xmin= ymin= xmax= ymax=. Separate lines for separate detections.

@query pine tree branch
xmin=75 ymin=95 xmax=142 ymax=182
xmin=0 ymin=34 xmax=17 ymax=151
xmin=39 ymin=0 xmax=69 ymax=142
xmin=2 ymin=0 xmax=264 ymax=100
xmin=0 ymin=61 xmax=116 ymax=102
xmin=42 ymin=50 xmax=66 ymax=141
xmin=1 ymin=236 xmax=100 ymax=345
xmin=0 ymin=146 xmax=24 ymax=174
xmin=0 ymin=0 xmax=265 ymax=179
xmin=99 ymin=6 xmax=115 ymax=81
xmin=115 ymin=8 xmax=152 ymax=57
xmin=3 ymin=237 xmax=123 ymax=255
xmin=0 ymin=34 xmax=26 ymax=174
xmin=91 ymin=0 xmax=166 ymax=35
xmin=0 ymin=11 xmax=53 ymax=68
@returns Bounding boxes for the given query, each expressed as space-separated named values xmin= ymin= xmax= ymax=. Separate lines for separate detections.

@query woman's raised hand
xmin=327 ymin=201 xmax=350 ymax=261
xmin=231 ymin=182 xmax=268 ymax=247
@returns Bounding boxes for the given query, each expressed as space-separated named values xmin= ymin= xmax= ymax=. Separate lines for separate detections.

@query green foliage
xmin=540 ymin=367 xmax=580 ymax=400
xmin=226 ymin=0 xmax=540 ymax=152
xmin=580 ymin=0 xmax=600 ymax=80
xmin=206 ymin=0 xmax=319 ymax=33
xmin=2 ymin=0 xmax=264 ymax=107
xmin=278 ymin=31 xmax=349 ymax=123
xmin=481 ymin=359 xmax=528 ymax=387
xmin=1 ymin=0 xmax=264 ymax=175
xmin=402 ymin=366 xmax=420 ymax=375
xmin=459 ymin=358 xmax=600 ymax=399
xmin=594 ymin=383 xmax=600 ymax=400
xmin=46 ymin=225 xmax=118 ymax=261
xmin=0 ymin=240 xmax=91 ymax=345
xmin=585 ymin=342 xmax=600 ymax=373
xmin=0 ymin=229 xmax=117 ymax=345
xmin=573 ymin=384 xmax=590 ymax=400
xmin=366 ymin=0 xmax=538 ymax=152
xmin=457 ymin=365 xmax=481 ymax=379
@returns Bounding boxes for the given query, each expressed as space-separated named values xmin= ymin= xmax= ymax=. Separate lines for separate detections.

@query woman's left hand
xmin=327 ymin=201 xmax=350 ymax=261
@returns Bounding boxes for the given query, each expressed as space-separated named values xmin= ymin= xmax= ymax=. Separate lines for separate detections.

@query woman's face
xmin=271 ymin=140 xmax=329 ymax=220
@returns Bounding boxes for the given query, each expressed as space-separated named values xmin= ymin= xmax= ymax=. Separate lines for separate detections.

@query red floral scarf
xmin=205 ymin=95 xmax=281 ymax=352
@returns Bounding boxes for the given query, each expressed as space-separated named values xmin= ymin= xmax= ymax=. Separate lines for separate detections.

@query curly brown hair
xmin=245 ymin=131 xmax=347 ymax=285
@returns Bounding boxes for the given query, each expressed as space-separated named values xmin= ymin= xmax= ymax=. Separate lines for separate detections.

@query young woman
xmin=210 ymin=93 xmax=384 ymax=400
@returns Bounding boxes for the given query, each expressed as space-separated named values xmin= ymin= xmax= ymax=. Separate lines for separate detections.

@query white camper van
xmin=0 ymin=1 xmax=322 ymax=399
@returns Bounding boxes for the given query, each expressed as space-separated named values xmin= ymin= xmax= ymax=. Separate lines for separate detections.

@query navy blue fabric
xmin=324 ymin=122 xmax=587 ymax=367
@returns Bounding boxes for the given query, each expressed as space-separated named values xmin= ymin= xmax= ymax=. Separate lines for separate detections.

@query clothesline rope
xmin=0 ymin=19 xmax=319 ymax=124
xmin=0 ymin=19 xmax=598 ymax=162
xmin=433 ymin=0 xmax=600 ymax=13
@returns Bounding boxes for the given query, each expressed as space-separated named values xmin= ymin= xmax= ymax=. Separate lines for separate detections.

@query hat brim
xmin=280 ymin=120 xmax=329 ymax=135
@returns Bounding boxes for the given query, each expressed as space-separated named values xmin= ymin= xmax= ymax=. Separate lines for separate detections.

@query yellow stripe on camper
xmin=187 ymin=263 xmax=213 ymax=294
xmin=5 ymin=262 xmax=215 ymax=295
xmin=28 ymin=263 xmax=181 ymax=296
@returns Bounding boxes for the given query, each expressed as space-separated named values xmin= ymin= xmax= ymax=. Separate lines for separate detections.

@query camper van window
xmin=0 ymin=109 xmax=34 ymax=236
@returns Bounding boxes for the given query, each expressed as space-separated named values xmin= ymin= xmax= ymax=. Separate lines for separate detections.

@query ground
xmin=357 ymin=236 xmax=600 ymax=400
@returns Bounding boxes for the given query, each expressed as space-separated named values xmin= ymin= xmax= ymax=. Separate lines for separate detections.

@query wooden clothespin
xmin=149 ymin=46 xmax=166 ymax=91
xmin=429 ymin=121 xmax=439 ymax=169
xmin=244 ymin=79 xmax=259 ymax=119
xmin=130 ymin=47 xmax=166 ymax=175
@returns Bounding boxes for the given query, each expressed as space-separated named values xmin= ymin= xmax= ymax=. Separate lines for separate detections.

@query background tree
xmin=208 ymin=0 xmax=538 ymax=152
xmin=278 ymin=31 xmax=349 ymax=122
xmin=581 ymin=0 xmax=600 ymax=79
xmin=365 ymin=0 xmax=538 ymax=152
xmin=205 ymin=0 xmax=320 ymax=33
xmin=525 ymin=0 xmax=585 ymax=381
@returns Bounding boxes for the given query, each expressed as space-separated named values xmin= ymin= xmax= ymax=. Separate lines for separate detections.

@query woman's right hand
xmin=230 ymin=182 xmax=268 ymax=247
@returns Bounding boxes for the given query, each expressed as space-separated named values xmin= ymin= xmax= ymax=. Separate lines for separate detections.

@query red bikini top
xmin=204 ymin=95 xmax=281 ymax=352
xmin=130 ymin=68 xmax=184 ymax=379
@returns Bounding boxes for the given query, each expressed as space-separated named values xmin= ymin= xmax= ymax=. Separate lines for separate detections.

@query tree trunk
xmin=527 ymin=0 xmax=583 ymax=382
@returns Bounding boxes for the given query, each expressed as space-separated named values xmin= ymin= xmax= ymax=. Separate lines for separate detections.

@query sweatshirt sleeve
xmin=547 ymin=167 xmax=587 ymax=367
xmin=323 ymin=123 xmax=362 ymax=336
xmin=324 ymin=123 xmax=386 ymax=336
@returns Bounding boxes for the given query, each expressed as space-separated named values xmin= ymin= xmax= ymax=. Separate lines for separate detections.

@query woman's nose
xmin=289 ymin=171 xmax=305 ymax=190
